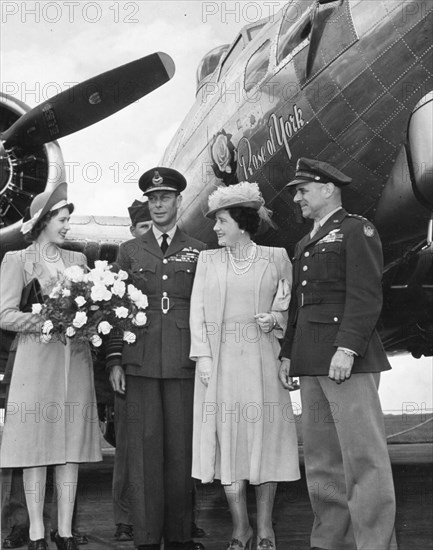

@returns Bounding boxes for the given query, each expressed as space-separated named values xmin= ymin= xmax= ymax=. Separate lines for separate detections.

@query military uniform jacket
xmin=115 ymin=228 xmax=206 ymax=378
xmin=280 ymin=208 xmax=391 ymax=376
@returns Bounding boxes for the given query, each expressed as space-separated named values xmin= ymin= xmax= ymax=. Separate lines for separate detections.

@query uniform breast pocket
xmin=174 ymin=262 xmax=196 ymax=295
xmin=311 ymin=243 xmax=343 ymax=281
xmin=130 ymin=263 xmax=156 ymax=292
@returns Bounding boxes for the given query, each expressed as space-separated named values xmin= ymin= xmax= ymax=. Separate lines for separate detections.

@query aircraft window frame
xmin=244 ymin=39 xmax=271 ymax=93
xmin=218 ymin=35 xmax=245 ymax=81
xmin=276 ymin=3 xmax=312 ymax=66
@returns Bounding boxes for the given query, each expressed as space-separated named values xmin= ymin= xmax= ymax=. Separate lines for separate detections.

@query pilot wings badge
xmin=317 ymin=229 xmax=344 ymax=244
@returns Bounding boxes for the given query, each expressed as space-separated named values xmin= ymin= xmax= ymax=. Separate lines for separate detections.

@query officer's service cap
xmin=128 ymin=200 xmax=151 ymax=225
xmin=286 ymin=157 xmax=352 ymax=188
xmin=139 ymin=167 xmax=187 ymax=195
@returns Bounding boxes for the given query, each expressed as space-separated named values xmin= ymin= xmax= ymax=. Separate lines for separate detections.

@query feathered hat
xmin=206 ymin=181 xmax=274 ymax=227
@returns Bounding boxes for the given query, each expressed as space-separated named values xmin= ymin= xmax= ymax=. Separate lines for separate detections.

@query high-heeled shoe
xmin=226 ymin=527 xmax=253 ymax=550
xmin=257 ymin=536 xmax=276 ymax=550
xmin=53 ymin=531 xmax=78 ymax=550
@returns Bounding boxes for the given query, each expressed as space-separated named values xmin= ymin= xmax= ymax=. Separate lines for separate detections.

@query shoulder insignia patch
xmin=363 ymin=223 xmax=375 ymax=237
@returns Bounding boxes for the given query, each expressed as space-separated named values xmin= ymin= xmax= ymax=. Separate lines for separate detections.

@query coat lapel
xmin=138 ymin=229 xmax=164 ymax=258
xmin=166 ymin=227 xmax=188 ymax=257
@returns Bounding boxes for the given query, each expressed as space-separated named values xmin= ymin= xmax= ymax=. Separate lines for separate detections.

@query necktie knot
xmin=161 ymin=233 xmax=169 ymax=254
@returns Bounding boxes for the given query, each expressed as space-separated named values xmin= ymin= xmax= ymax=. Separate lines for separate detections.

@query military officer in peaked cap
xmin=279 ymin=158 xmax=398 ymax=550
xmin=107 ymin=167 xmax=206 ymax=550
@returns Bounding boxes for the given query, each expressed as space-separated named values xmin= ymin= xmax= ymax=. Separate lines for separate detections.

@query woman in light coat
xmin=190 ymin=182 xmax=299 ymax=550
xmin=0 ymin=183 xmax=102 ymax=550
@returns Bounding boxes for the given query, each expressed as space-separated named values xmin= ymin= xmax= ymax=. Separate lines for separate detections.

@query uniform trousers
xmin=126 ymin=375 xmax=194 ymax=546
xmin=300 ymin=373 xmax=398 ymax=550
xmin=113 ymin=392 xmax=131 ymax=526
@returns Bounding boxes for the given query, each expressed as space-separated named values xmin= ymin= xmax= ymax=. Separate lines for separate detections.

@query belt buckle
xmin=300 ymin=292 xmax=304 ymax=307
xmin=161 ymin=292 xmax=170 ymax=314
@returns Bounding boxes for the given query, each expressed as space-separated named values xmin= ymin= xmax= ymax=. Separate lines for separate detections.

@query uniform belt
xmin=298 ymin=291 xmax=345 ymax=307
xmin=147 ymin=293 xmax=190 ymax=314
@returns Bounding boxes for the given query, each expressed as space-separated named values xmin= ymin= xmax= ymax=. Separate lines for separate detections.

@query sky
xmin=2 ymin=0 xmax=432 ymax=410
xmin=1 ymin=0 xmax=286 ymax=215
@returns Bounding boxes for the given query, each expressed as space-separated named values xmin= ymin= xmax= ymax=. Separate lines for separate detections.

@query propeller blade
xmin=1 ymin=52 xmax=175 ymax=148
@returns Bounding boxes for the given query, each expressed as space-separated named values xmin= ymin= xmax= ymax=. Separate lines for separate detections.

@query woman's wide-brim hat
xmin=206 ymin=181 xmax=265 ymax=219
xmin=21 ymin=182 xmax=73 ymax=235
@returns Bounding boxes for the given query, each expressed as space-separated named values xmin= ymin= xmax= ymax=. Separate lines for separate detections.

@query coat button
xmin=301 ymin=280 xmax=307 ymax=286
xmin=162 ymin=274 xmax=168 ymax=280
xmin=163 ymin=259 xmax=168 ymax=264
xmin=334 ymin=317 xmax=339 ymax=322
xmin=303 ymin=265 xmax=308 ymax=271
xmin=304 ymin=251 xmax=310 ymax=257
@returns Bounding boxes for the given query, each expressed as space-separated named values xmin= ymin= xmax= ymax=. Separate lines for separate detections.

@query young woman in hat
xmin=190 ymin=182 xmax=300 ymax=550
xmin=0 ymin=183 xmax=102 ymax=550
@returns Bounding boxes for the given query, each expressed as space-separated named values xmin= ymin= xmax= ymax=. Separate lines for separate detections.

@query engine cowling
xmin=0 ymin=93 xmax=65 ymax=254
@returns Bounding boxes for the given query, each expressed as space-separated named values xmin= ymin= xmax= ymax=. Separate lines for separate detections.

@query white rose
xmin=91 ymin=284 xmax=108 ymax=302
xmin=72 ymin=311 xmax=88 ymax=328
xmin=90 ymin=334 xmax=103 ymax=347
xmin=128 ymin=285 xmax=148 ymax=309
xmin=75 ymin=296 xmax=86 ymax=307
xmin=32 ymin=303 xmax=43 ymax=314
xmin=42 ymin=320 xmax=54 ymax=334
xmin=117 ymin=270 xmax=128 ymax=281
xmin=64 ymin=265 xmax=85 ymax=283
xmin=133 ymin=312 xmax=147 ymax=326
xmin=123 ymin=331 xmax=136 ymax=344
xmin=127 ymin=284 xmax=140 ymax=300
xmin=136 ymin=296 xmax=149 ymax=310
xmin=102 ymin=270 xmax=116 ymax=286
xmin=62 ymin=288 xmax=71 ymax=297
xmin=65 ymin=326 xmax=76 ymax=337
xmin=114 ymin=306 xmax=129 ymax=319
xmin=111 ymin=280 xmax=126 ymax=298
xmin=98 ymin=321 xmax=113 ymax=335
xmin=94 ymin=260 xmax=108 ymax=272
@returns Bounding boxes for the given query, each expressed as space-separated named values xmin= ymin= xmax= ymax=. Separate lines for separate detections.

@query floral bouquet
xmin=33 ymin=260 xmax=148 ymax=347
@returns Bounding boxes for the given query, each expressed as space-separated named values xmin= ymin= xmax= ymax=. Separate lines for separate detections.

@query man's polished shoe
xmin=114 ymin=523 xmax=134 ymax=541
xmin=3 ymin=525 xmax=29 ymax=548
xmin=27 ymin=540 xmax=48 ymax=550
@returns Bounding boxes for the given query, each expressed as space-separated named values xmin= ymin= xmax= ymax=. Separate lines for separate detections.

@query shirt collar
xmin=318 ymin=206 xmax=343 ymax=227
xmin=152 ymin=224 xmax=177 ymax=242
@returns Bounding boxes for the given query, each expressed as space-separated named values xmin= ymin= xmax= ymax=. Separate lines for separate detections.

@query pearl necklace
xmin=227 ymin=242 xmax=257 ymax=275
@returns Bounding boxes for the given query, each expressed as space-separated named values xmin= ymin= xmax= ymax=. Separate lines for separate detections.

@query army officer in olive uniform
xmin=279 ymin=158 xmax=397 ymax=550
xmin=108 ymin=167 xmax=206 ymax=550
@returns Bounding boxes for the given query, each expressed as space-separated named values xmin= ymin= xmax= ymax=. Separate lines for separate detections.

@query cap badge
xmin=152 ymin=171 xmax=164 ymax=185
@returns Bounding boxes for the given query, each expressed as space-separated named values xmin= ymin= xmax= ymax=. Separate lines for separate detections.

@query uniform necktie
xmin=160 ymin=233 xmax=169 ymax=254
xmin=310 ymin=222 xmax=320 ymax=239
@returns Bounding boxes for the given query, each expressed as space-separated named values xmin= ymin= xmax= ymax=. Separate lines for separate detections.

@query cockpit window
xmin=276 ymin=3 xmax=312 ymax=65
xmin=244 ymin=40 xmax=271 ymax=92
xmin=246 ymin=21 xmax=267 ymax=41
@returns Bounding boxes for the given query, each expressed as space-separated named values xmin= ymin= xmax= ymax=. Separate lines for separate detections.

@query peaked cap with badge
xmin=139 ymin=166 xmax=187 ymax=195
xmin=128 ymin=199 xmax=151 ymax=225
xmin=286 ymin=157 xmax=352 ymax=188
